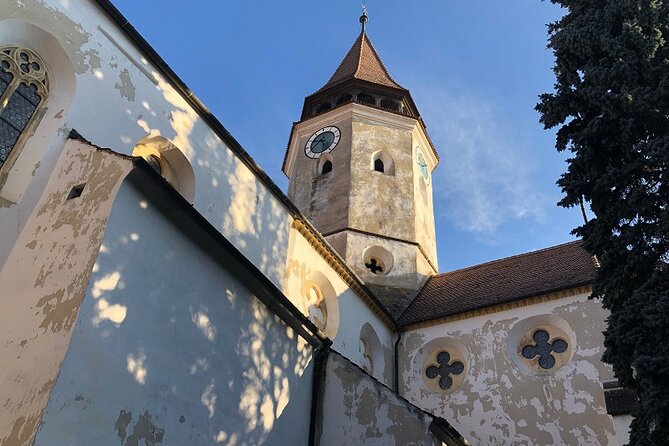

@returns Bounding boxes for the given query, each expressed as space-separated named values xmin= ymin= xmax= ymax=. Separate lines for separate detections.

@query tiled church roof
xmin=399 ymin=241 xmax=596 ymax=326
xmin=316 ymin=31 xmax=405 ymax=93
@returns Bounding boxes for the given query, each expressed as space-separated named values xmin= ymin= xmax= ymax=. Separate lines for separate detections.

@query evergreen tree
xmin=536 ymin=1 xmax=669 ymax=444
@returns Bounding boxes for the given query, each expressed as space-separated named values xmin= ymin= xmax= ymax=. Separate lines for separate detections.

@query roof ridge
xmin=360 ymin=32 xmax=403 ymax=89
xmin=354 ymin=31 xmax=365 ymax=77
xmin=431 ymin=240 xmax=584 ymax=278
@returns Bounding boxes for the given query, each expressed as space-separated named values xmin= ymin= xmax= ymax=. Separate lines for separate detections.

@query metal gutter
xmin=308 ymin=345 xmax=329 ymax=446
xmin=394 ymin=331 xmax=402 ymax=393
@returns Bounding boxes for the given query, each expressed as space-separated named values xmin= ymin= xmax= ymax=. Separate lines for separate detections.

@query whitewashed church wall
xmin=318 ymin=351 xmax=440 ymax=446
xmin=35 ymin=181 xmax=315 ymax=446
xmin=0 ymin=139 xmax=131 ymax=445
xmin=1 ymin=0 xmax=287 ymax=289
xmin=285 ymin=228 xmax=395 ymax=387
xmin=400 ymin=292 xmax=619 ymax=446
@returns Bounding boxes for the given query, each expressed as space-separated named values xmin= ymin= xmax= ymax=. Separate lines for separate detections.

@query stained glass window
xmin=0 ymin=47 xmax=48 ymax=168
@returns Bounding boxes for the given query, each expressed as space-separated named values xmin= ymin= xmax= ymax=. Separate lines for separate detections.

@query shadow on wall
xmin=36 ymin=180 xmax=315 ymax=445
xmin=127 ymin=71 xmax=292 ymax=290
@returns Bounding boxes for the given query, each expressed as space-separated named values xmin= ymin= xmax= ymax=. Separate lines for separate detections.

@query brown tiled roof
xmin=399 ymin=241 xmax=596 ymax=326
xmin=317 ymin=31 xmax=405 ymax=93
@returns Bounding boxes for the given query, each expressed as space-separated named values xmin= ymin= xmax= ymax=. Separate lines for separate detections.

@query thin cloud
xmin=414 ymin=82 xmax=546 ymax=234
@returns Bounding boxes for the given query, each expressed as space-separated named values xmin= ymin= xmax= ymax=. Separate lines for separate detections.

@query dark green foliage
xmin=536 ymin=1 xmax=669 ymax=444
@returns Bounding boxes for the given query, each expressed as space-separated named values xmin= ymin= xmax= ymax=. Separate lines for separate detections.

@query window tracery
xmin=0 ymin=46 xmax=48 ymax=169
xmin=521 ymin=329 xmax=568 ymax=370
xmin=359 ymin=338 xmax=373 ymax=373
xmin=425 ymin=351 xmax=464 ymax=390
xmin=305 ymin=284 xmax=327 ymax=332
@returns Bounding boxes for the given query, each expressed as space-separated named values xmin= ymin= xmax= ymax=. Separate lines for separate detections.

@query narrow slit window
xmin=0 ymin=47 xmax=49 ymax=169
xmin=374 ymin=158 xmax=384 ymax=173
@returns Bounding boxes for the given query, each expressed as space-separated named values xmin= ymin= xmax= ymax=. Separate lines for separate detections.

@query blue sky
xmin=112 ymin=0 xmax=581 ymax=272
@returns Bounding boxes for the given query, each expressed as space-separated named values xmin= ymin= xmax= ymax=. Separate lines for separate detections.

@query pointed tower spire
xmin=299 ymin=21 xmax=422 ymax=123
xmin=316 ymin=31 xmax=405 ymax=93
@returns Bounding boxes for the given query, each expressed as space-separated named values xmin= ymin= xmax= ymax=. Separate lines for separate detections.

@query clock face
xmin=305 ymin=126 xmax=341 ymax=158
xmin=417 ymin=151 xmax=429 ymax=184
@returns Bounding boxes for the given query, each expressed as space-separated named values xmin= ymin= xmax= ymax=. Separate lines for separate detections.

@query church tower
xmin=283 ymin=14 xmax=439 ymax=315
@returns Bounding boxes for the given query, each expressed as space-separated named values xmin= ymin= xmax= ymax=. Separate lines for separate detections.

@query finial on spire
xmin=360 ymin=2 xmax=368 ymax=32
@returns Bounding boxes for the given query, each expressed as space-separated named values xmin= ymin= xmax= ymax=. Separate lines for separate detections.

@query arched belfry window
xmin=371 ymin=150 xmax=395 ymax=176
xmin=321 ymin=160 xmax=332 ymax=174
xmin=0 ymin=47 xmax=49 ymax=169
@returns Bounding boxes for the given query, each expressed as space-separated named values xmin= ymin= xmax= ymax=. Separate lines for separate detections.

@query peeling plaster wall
xmin=319 ymin=351 xmax=439 ymax=446
xmin=348 ymin=119 xmax=415 ymax=241
xmin=35 ymin=182 xmax=314 ymax=446
xmin=0 ymin=139 xmax=131 ymax=446
xmin=287 ymin=112 xmax=352 ymax=235
xmin=400 ymin=293 xmax=618 ymax=446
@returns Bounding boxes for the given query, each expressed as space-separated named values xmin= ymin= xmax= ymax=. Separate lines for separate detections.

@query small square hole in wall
xmin=67 ymin=184 xmax=86 ymax=200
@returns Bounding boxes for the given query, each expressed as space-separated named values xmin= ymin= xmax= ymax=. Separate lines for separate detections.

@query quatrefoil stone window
xmin=521 ymin=329 xmax=568 ymax=370
xmin=364 ymin=257 xmax=384 ymax=274
xmin=425 ymin=351 xmax=464 ymax=390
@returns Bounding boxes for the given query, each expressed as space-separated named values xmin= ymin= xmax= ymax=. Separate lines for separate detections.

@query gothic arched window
xmin=0 ymin=46 xmax=48 ymax=169
xmin=374 ymin=158 xmax=384 ymax=173
xmin=321 ymin=160 xmax=332 ymax=175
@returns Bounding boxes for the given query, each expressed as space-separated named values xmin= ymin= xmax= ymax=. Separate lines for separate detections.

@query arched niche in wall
xmin=132 ymin=136 xmax=195 ymax=203
xmin=507 ymin=314 xmax=575 ymax=375
xmin=371 ymin=150 xmax=395 ymax=176
xmin=359 ymin=322 xmax=384 ymax=379
xmin=303 ymin=270 xmax=339 ymax=339
xmin=0 ymin=20 xmax=76 ymax=203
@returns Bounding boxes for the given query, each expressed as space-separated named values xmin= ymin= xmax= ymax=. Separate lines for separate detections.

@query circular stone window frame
xmin=507 ymin=314 xmax=575 ymax=376
xmin=417 ymin=337 xmax=469 ymax=394
xmin=362 ymin=246 xmax=394 ymax=276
